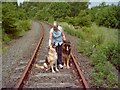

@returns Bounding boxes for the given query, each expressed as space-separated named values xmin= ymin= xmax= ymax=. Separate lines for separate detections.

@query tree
xmin=118 ymin=1 xmax=120 ymax=6
xmin=47 ymin=2 xmax=71 ymax=20
xmin=2 ymin=2 xmax=18 ymax=36
xmin=116 ymin=1 xmax=120 ymax=29
xmin=69 ymin=2 xmax=89 ymax=16
xmin=95 ymin=5 xmax=119 ymax=28
xmin=2 ymin=2 xmax=31 ymax=38
xmin=89 ymin=3 xmax=119 ymax=29
xmin=99 ymin=2 xmax=106 ymax=7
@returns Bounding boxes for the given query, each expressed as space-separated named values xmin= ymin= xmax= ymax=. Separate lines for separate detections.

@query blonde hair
xmin=53 ymin=21 xmax=58 ymax=27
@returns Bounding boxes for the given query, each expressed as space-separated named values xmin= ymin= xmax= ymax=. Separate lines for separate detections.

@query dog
xmin=35 ymin=44 xmax=59 ymax=73
xmin=62 ymin=40 xmax=71 ymax=69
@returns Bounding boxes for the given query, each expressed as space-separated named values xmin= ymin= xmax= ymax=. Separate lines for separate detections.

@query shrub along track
xmin=8 ymin=22 xmax=89 ymax=89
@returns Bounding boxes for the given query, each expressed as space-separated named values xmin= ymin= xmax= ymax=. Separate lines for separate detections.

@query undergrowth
xmin=60 ymin=22 xmax=119 ymax=87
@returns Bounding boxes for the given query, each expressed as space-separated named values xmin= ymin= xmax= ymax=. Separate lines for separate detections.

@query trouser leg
xmin=56 ymin=44 xmax=62 ymax=65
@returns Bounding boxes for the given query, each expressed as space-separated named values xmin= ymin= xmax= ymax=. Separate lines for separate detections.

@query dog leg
xmin=55 ymin=67 xmax=59 ymax=72
xmin=43 ymin=63 xmax=48 ymax=68
xmin=67 ymin=58 xmax=70 ymax=69
xmin=63 ymin=58 xmax=67 ymax=68
xmin=63 ymin=62 xmax=67 ymax=68
xmin=55 ymin=60 xmax=59 ymax=72
xmin=51 ymin=65 xmax=55 ymax=73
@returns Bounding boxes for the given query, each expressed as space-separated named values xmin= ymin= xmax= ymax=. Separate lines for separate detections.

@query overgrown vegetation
xmin=60 ymin=22 xmax=119 ymax=87
xmin=2 ymin=2 xmax=31 ymax=44
xmin=22 ymin=2 xmax=120 ymax=29
xmin=2 ymin=1 xmax=120 ymax=88
xmin=89 ymin=2 xmax=120 ymax=29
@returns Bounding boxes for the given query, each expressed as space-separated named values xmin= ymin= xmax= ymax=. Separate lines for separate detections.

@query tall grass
xmin=60 ymin=22 xmax=119 ymax=87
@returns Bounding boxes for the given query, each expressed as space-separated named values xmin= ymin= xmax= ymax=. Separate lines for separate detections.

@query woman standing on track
xmin=48 ymin=21 xmax=66 ymax=69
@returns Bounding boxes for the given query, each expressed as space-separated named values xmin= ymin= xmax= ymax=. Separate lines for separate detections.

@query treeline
xmin=2 ymin=2 xmax=120 ymax=44
xmin=2 ymin=2 xmax=31 ymax=44
xmin=21 ymin=2 xmax=89 ymax=24
xmin=89 ymin=2 xmax=120 ymax=29
xmin=64 ymin=2 xmax=120 ymax=29
xmin=2 ymin=2 xmax=89 ymax=43
xmin=21 ymin=2 xmax=120 ymax=29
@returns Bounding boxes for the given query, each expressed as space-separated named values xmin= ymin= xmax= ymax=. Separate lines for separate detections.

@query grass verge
xmin=60 ymin=22 xmax=119 ymax=88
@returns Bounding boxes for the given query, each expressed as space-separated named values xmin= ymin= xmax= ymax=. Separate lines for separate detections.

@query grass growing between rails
xmin=60 ymin=22 xmax=119 ymax=87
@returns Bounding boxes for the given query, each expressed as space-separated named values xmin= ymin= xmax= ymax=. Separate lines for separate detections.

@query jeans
xmin=55 ymin=44 xmax=62 ymax=65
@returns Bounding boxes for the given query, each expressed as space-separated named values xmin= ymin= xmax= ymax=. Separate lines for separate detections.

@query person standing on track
xmin=48 ymin=21 xmax=66 ymax=69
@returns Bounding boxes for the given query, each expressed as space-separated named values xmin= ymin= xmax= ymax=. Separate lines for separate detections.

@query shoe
xmin=59 ymin=64 xmax=63 ymax=69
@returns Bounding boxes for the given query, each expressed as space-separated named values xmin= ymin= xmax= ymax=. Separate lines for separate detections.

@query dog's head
xmin=62 ymin=40 xmax=71 ymax=54
xmin=48 ymin=43 xmax=57 ymax=54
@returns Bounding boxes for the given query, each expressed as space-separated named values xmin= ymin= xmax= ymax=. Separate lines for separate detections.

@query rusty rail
xmin=71 ymin=53 xmax=89 ymax=89
xmin=14 ymin=22 xmax=44 ymax=89
xmin=14 ymin=22 xmax=89 ymax=89
xmin=46 ymin=22 xmax=89 ymax=89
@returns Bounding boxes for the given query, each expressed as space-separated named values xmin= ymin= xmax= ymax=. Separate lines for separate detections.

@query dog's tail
xmin=35 ymin=63 xmax=48 ymax=69
xmin=35 ymin=64 xmax=44 ymax=69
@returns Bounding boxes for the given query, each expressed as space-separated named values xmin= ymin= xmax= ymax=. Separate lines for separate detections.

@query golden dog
xmin=35 ymin=45 xmax=59 ymax=73
xmin=62 ymin=40 xmax=71 ymax=69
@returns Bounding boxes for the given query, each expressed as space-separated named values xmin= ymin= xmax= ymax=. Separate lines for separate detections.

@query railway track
xmin=2 ymin=21 xmax=43 ymax=88
xmin=12 ymin=22 xmax=89 ymax=89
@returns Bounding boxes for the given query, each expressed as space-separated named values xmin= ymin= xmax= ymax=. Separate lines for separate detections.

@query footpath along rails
xmin=9 ymin=22 xmax=89 ymax=89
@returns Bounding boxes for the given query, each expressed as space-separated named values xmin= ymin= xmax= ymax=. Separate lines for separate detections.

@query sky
xmin=17 ymin=0 xmax=120 ymax=7
xmin=89 ymin=0 xmax=119 ymax=8
xmin=17 ymin=0 xmax=24 ymax=6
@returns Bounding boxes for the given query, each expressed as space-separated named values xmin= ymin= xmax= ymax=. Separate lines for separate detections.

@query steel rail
xmin=70 ymin=53 xmax=89 ymax=89
xmin=14 ymin=22 xmax=89 ymax=89
xmin=46 ymin=22 xmax=89 ymax=89
xmin=14 ymin=22 xmax=44 ymax=89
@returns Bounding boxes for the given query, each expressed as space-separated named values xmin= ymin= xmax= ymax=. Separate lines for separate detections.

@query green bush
xmin=14 ymin=20 xmax=31 ymax=36
xmin=2 ymin=31 xmax=11 ymax=44
xmin=65 ymin=15 xmax=92 ymax=27
xmin=65 ymin=16 xmax=75 ymax=25
xmin=91 ymin=61 xmax=117 ymax=87
xmin=65 ymin=10 xmax=92 ymax=27
xmin=77 ymin=15 xmax=92 ymax=27
xmin=104 ymin=42 xmax=120 ymax=69
xmin=62 ymin=24 xmax=84 ymax=39
xmin=95 ymin=5 xmax=119 ymax=29
xmin=90 ymin=41 xmax=119 ymax=87
xmin=74 ymin=10 xmax=92 ymax=27
xmin=48 ymin=16 xmax=54 ymax=23
xmin=2 ymin=3 xmax=31 ymax=39
xmin=48 ymin=2 xmax=71 ymax=20
xmin=2 ymin=16 xmax=17 ymax=37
